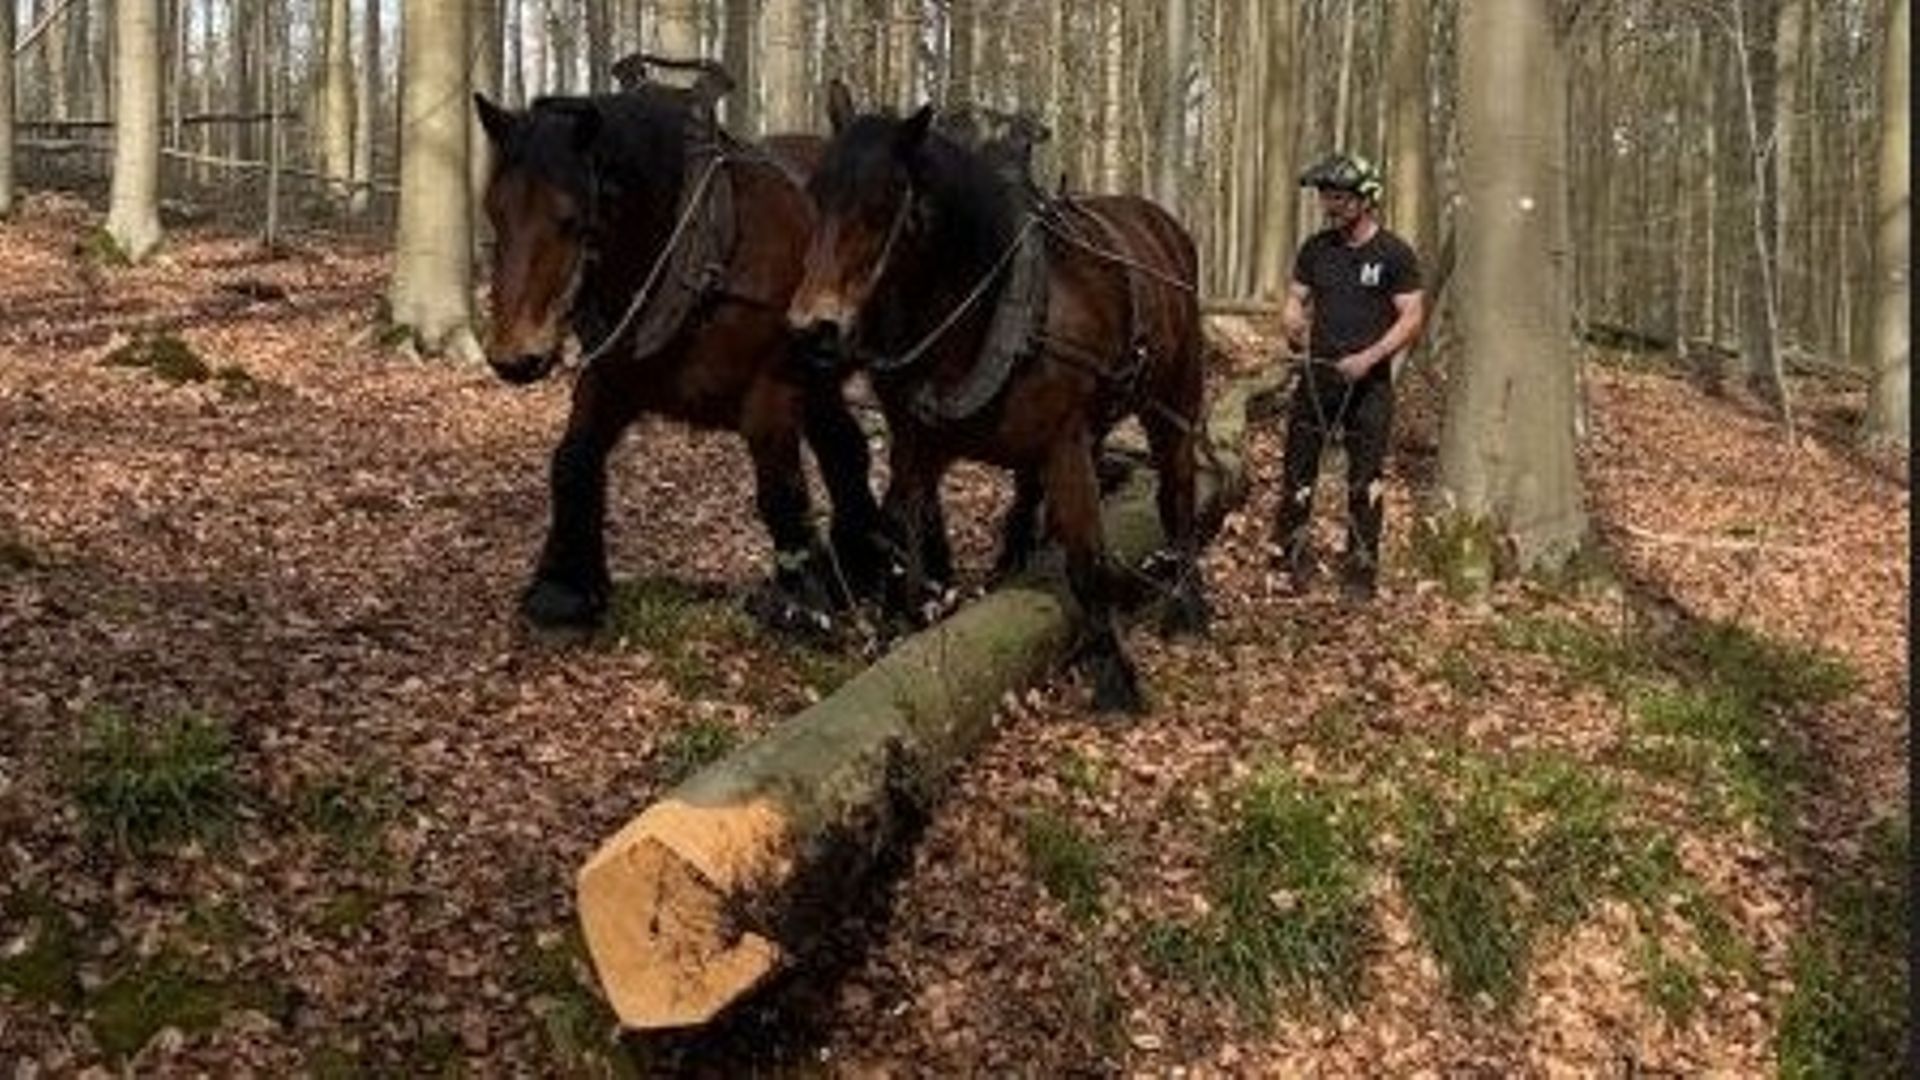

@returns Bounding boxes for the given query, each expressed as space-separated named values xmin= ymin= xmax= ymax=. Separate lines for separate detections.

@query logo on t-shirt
xmin=1359 ymin=262 xmax=1383 ymax=287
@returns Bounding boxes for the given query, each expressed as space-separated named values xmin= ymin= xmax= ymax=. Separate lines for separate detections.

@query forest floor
xmin=0 ymin=195 xmax=1908 ymax=1077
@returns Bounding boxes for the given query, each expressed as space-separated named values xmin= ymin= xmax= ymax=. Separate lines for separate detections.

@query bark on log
xmin=577 ymin=369 xmax=1285 ymax=1031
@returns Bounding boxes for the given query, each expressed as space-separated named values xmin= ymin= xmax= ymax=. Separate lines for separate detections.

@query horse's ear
xmin=827 ymin=79 xmax=856 ymax=133
xmin=474 ymin=93 xmax=516 ymax=148
xmin=895 ymin=104 xmax=935 ymax=159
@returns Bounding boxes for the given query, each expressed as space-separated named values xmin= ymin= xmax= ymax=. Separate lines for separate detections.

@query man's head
xmin=1300 ymin=153 xmax=1383 ymax=231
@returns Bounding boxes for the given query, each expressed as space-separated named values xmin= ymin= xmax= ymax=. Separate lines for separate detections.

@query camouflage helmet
xmin=1299 ymin=152 xmax=1384 ymax=204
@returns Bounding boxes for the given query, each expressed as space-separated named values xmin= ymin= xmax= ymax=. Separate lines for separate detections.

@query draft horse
xmin=475 ymin=84 xmax=886 ymax=633
xmin=786 ymin=85 xmax=1210 ymax=713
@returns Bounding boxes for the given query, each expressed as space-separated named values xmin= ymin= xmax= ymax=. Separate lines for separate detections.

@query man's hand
xmin=1333 ymin=351 xmax=1374 ymax=382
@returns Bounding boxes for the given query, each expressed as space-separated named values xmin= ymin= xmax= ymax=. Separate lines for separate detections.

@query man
xmin=1274 ymin=153 xmax=1426 ymax=600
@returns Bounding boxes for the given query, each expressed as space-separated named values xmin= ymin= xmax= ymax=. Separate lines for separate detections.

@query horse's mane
xmin=510 ymin=88 xmax=696 ymax=211
xmin=826 ymin=110 xmax=1036 ymax=279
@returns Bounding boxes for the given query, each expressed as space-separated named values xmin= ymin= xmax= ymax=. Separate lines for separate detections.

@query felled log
xmin=577 ymin=369 xmax=1285 ymax=1031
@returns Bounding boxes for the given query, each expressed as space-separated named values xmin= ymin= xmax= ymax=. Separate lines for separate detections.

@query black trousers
xmin=1273 ymin=368 xmax=1394 ymax=580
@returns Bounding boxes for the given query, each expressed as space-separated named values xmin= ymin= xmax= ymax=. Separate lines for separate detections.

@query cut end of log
xmin=576 ymin=797 xmax=794 ymax=1030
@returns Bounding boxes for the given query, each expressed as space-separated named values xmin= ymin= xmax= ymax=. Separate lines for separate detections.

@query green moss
xmin=1410 ymin=511 xmax=1499 ymax=598
xmin=90 ymin=952 xmax=289 ymax=1061
xmin=101 ymin=333 xmax=213 ymax=384
xmin=0 ymin=536 xmax=40 ymax=572
xmin=0 ymin=891 xmax=84 ymax=1009
xmin=77 ymin=228 xmax=134 ymax=268
xmin=652 ymin=720 xmax=738 ymax=789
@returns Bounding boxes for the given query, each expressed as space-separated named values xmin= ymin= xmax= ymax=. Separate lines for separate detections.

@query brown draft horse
xmin=786 ymin=85 xmax=1210 ymax=713
xmin=475 ymin=84 xmax=886 ymax=633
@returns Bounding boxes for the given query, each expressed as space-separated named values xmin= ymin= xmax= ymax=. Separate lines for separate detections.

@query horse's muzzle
xmin=489 ymin=352 xmax=560 ymax=386
xmin=790 ymin=320 xmax=848 ymax=376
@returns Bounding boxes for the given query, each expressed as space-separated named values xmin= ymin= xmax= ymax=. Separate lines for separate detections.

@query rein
xmin=860 ymin=205 xmax=1041 ymax=375
xmin=574 ymin=151 xmax=730 ymax=369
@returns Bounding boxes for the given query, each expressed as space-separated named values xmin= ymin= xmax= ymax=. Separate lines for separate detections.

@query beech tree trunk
xmin=106 ymin=0 xmax=165 ymax=263
xmin=1434 ymin=0 xmax=1588 ymax=581
xmin=386 ymin=0 xmax=480 ymax=362
xmin=1863 ymin=0 xmax=1908 ymax=443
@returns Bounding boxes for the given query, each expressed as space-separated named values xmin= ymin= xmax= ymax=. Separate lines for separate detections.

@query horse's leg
xmin=522 ymin=370 xmax=640 ymax=629
xmin=800 ymin=383 xmax=885 ymax=602
xmin=744 ymin=383 xmax=840 ymax=634
xmin=1044 ymin=431 xmax=1143 ymax=714
xmin=1144 ymin=407 xmax=1211 ymax=638
xmin=990 ymin=467 xmax=1045 ymax=581
xmin=922 ymin=496 xmax=955 ymax=593
xmin=878 ymin=436 xmax=944 ymax=626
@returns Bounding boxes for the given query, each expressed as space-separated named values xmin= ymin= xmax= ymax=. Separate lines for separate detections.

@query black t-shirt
xmin=1291 ymin=226 xmax=1422 ymax=361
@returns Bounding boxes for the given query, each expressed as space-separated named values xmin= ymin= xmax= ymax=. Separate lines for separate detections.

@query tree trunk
xmin=1863 ymin=0 xmax=1908 ymax=444
xmin=1333 ymin=0 xmax=1357 ymax=149
xmin=722 ymin=0 xmax=755 ymax=133
xmin=1733 ymin=0 xmax=1788 ymax=406
xmin=387 ymin=0 xmax=479 ymax=362
xmin=1386 ymin=0 xmax=1433 ymax=266
xmin=471 ymin=0 xmax=501 ymax=236
xmin=946 ymin=0 xmax=973 ymax=106
xmin=505 ymin=0 xmax=525 ymax=105
xmin=587 ymin=0 xmax=611 ymax=93
xmin=1773 ymin=0 xmax=1804 ymax=350
xmin=654 ymin=0 xmax=700 ymax=63
xmin=1 ymin=0 xmax=14 ymax=218
xmin=887 ymin=0 xmax=916 ymax=110
xmin=760 ymin=0 xmax=806 ymax=131
xmin=576 ymin=369 xmax=1282 ymax=1032
xmin=45 ymin=0 xmax=71 ymax=119
xmin=322 ymin=0 xmax=354 ymax=196
xmin=1435 ymin=0 xmax=1587 ymax=581
xmin=350 ymin=0 xmax=379 ymax=215
xmin=1099 ymin=0 xmax=1123 ymax=191
xmin=1154 ymin=0 xmax=1189 ymax=212
xmin=106 ymin=0 xmax=164 ymax=262
xmin=1252 ymin=0 xmax=1297 ymax=300
xmin=263 ymin=0 xmax=281 ymax=249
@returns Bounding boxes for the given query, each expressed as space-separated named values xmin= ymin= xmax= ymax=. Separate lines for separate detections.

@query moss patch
xmin=101 ymin=333 xmax=213 ymax=384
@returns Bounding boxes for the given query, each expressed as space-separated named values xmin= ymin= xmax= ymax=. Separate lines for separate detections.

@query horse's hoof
xmin=744 ymin=583 xmax=837 ymax=640
xmin=520 ymin=579 xmax=605 ymax=630
xmin=1159 ymin=591 xmax=1213 ymax=640
xmin=1089 ymin=657 xmax=1145 ymax=716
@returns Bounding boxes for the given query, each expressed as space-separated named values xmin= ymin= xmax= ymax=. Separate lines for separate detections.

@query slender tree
xmin=350 ymin=0 xmax=379 ymax=215
xmin=1863 ymin=0 xmax=1908 ymax=443
xmin=106 ymin=0 xmax=165 ymax=262
xmin=1434 ymin=0 xmax=1587 ymax=580
xmin=1 ymin=0 xmax=15 ymax=218
xmin=322 ymin=0 xmax=355 ymax=197
xmin=723 ymin=0 xmax=755 ymax=133
xmin=760 ymin=0 xmax=806 ymax=130
xmin=653 ymin=0 xmax=699 ymax=63
xmin=1252 ymin=0 xmax=1298 ymax=299
xmin=1386 ymin=0 xmax=1435 ymax=265
xmin=387 ymin=0 xmax=480 ymax=362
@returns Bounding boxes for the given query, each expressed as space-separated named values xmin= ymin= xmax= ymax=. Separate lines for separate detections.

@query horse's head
xmin=786 ymin=81 xmax=936 ymax=370
xmin=475 ymin=93 xmax=604 ymax=385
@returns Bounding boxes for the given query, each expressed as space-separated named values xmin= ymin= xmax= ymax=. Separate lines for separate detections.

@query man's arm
xmin=1336 ymin=290 xmax=1425 ymax=379
xmin=1281 ymin=281 xmax=1313 ymax=353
